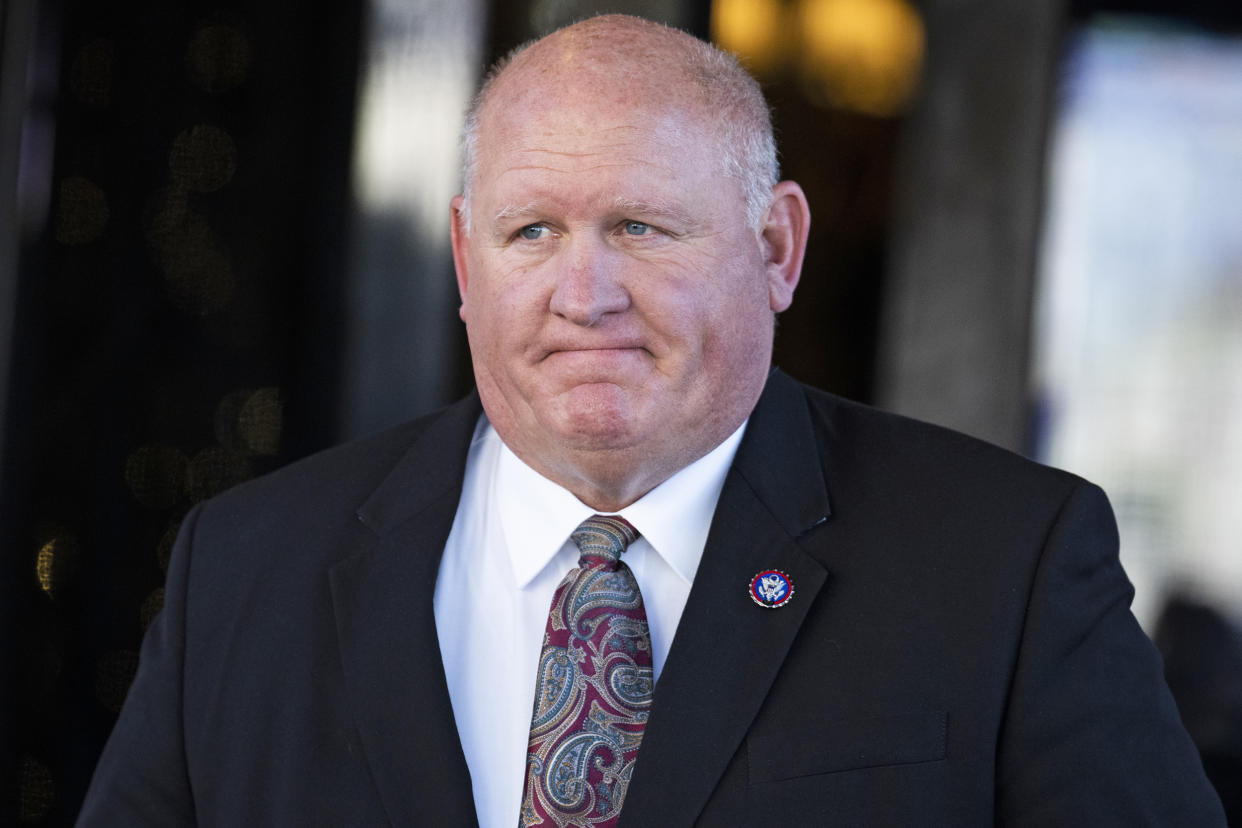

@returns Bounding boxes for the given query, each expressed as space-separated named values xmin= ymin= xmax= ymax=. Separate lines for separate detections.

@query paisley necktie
xmin=519 ymin=515 xmax=653 ymax=828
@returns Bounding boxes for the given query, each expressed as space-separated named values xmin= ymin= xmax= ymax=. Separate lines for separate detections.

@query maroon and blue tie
xmin=518 ymin=515 xmax=652 ymax=827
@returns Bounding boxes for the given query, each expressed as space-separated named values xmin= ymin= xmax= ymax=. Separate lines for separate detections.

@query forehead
xmin=483 ymin=100 xmax=705 ymax=166
xmin=473 ymin=73 xmax=724 ymax=203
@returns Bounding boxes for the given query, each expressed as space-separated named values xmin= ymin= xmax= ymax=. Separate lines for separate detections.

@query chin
xmin=548 ymin=391 xmax=642 ymax=452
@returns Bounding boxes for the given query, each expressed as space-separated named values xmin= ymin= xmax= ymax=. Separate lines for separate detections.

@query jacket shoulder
xmin=787 ymin=378 xmax=1092 ymax=527
xmin=187 ymin=394 xmax=479 ymax=564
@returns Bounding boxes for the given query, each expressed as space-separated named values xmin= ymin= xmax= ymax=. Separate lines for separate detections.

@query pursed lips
xmin=538 ymin=336 xmax=648 ymax=358
xmin=537 ymin=345 xmax=650 ymax=371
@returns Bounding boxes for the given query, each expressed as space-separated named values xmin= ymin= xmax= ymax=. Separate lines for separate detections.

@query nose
xmin=548 ymin=235 xmax=630 ymax=326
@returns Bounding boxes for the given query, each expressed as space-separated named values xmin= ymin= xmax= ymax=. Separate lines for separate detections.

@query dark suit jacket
xmin=78 ymin=370 xmax=1225 ymax=826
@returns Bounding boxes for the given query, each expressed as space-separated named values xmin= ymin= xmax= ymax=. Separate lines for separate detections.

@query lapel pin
xmin=749 ymin=569 xmax=794 ymax=609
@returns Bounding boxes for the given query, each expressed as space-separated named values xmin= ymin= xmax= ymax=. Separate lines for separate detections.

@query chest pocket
xmin=747 ymin=709 xmax=948 ymax=783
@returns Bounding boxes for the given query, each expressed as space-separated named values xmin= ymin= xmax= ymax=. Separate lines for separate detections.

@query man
xmin=80 ymin=14 xmax=1224 ymax=827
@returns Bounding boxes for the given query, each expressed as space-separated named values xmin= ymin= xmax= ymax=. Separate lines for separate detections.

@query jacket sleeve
xmin=996 ymin=480 xmax=1226 ymax=825
xmin=76 ymin=504 xmax=201 ymax=826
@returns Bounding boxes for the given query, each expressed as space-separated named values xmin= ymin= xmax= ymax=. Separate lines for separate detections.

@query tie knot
xmin=571 ymin=514 xmax=639 ymax=569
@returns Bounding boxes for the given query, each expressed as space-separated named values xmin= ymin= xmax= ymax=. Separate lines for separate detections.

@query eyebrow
xmin=487 ymin=196 xmax=699 ymax=236
xmin=610 ymin=196 xmax=696 ymax=227
xmin=487 ymin=201 xmax=540 ymax=233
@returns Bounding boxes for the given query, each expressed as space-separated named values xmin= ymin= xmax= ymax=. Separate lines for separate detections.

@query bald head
xmin=459 ymin=15 xmax=777 ymax=231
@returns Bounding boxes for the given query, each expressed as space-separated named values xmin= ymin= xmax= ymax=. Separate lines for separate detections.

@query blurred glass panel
xmin=345 ymin=0 xmax=485 ymax=437
xmin=1032 ymin=19 xmax=1242 ymax=628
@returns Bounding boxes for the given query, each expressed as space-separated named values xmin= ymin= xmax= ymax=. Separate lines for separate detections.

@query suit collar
xmin=732 ymin=367 xmax=832 ymax=534
xmin=355 ymin=392 xmax=482 ymax=533
xmin=331 ymin=393 xmax=483 ymax=827
xmin=620 ymin=369 xmax=833 ymax=827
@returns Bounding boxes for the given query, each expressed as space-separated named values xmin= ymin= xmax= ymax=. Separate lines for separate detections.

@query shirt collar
xmin=493 ymin=419 xmax=748 ymax=589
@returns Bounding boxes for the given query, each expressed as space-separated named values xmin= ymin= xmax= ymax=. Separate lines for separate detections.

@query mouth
xmin=544 ymin=346 xmax=644 ymax=359
xmin=540 ymin=340 xmax=648 ymax=359
xmin=539 ymin=346 xmax=649 ymax=376
xmin=551 ymin=345 xmax=642 ymax=354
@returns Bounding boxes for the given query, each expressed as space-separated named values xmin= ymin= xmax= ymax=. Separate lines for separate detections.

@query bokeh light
xmin=54 ymin=177 xmax=110 ymax=245
xmin=711 ymin=0 xmax=924 ymax=116
xmin=712 ymin=0 xmax=787 ymax=75
xmin=124 ymin=444 xmax=189 ymax=509
xmin=35 ymin=532 xmax=79 ymax=597
xmin=186 ymin=446 xmax=251 ymax=503
xmin=18 ymin=757 xmax=54 ymax=822
xmin=238 ymin=387 xmax=283 ymax=456
xmin=69 ymin=38 xmax=114 ymax=108
xmin=144 ymin=191 xmax=237 ymax=316
xmin=169 ymin=124 xmax=238 ymax=193
xmin=797 ymin=0 xmax=924 ymax=116
xmin=186 ymin=22 xmax=253 ymax=94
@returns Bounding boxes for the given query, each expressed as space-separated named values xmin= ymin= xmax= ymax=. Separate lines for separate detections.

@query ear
xmin=760 ymin=181 xmax=811 ymax=313
xmin=449 ymin=194 xmax=470 ymax=322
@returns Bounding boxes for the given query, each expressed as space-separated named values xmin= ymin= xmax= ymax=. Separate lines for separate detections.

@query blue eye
xmin=624 ymin=221 xmax=649 ymax=236
xmin=519 ymin=224 xmax=546 ymax=240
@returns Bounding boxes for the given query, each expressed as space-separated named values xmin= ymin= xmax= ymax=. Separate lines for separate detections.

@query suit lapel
xmin=329 ymin=394 xmax=483 ymax=827
xmin=621 ymin=371 xmax=833 ymax=827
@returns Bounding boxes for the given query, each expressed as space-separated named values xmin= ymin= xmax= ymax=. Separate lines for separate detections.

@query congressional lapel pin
xmin=749 ymin=569 xmax=794 ymax=608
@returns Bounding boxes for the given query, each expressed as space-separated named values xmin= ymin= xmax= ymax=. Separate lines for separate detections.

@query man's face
xmin=452 ymin=71 xmax=794 ymax=506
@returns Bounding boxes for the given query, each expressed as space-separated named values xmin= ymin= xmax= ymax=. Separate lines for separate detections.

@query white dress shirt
xmin=433 ymin=415 xmax=746 ymax=828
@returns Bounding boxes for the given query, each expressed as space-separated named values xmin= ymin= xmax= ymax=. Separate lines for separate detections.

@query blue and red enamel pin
xmin=749 ymin=569 xmax=794 ymax=608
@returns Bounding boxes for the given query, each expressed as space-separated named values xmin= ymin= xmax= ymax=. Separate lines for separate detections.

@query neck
xmin=518 ymin=445 xmax=687 ymax=513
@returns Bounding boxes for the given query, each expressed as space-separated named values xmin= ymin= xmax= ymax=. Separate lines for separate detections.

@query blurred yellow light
xmin=797 ymin=0 xmax=925 ymax=116
xmin=36 ymin=541 xmax=57 ymax=594
xmin=35 ymin=532 xmax=78 ymax=596
xmin=712 ymin=0 xmax=786 ymax=75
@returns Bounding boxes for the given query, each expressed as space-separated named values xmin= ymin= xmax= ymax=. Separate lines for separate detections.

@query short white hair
xmin=458 ymin=15 xmax=778 ymax=233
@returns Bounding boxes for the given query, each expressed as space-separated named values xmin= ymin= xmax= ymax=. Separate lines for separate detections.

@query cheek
xmin=701 ymin=279 xmax=776 ymax=371
xmin=467 ymin=265 xmax=550 ymax=357
xmin=469 ymin=257 xmax=539 ymax=313
xmin=666 ymin=256 xmax=769 ymax=339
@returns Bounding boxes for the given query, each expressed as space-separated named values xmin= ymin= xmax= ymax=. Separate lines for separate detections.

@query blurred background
xmin=1 ymin=0 xmax=1240 ymax=822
